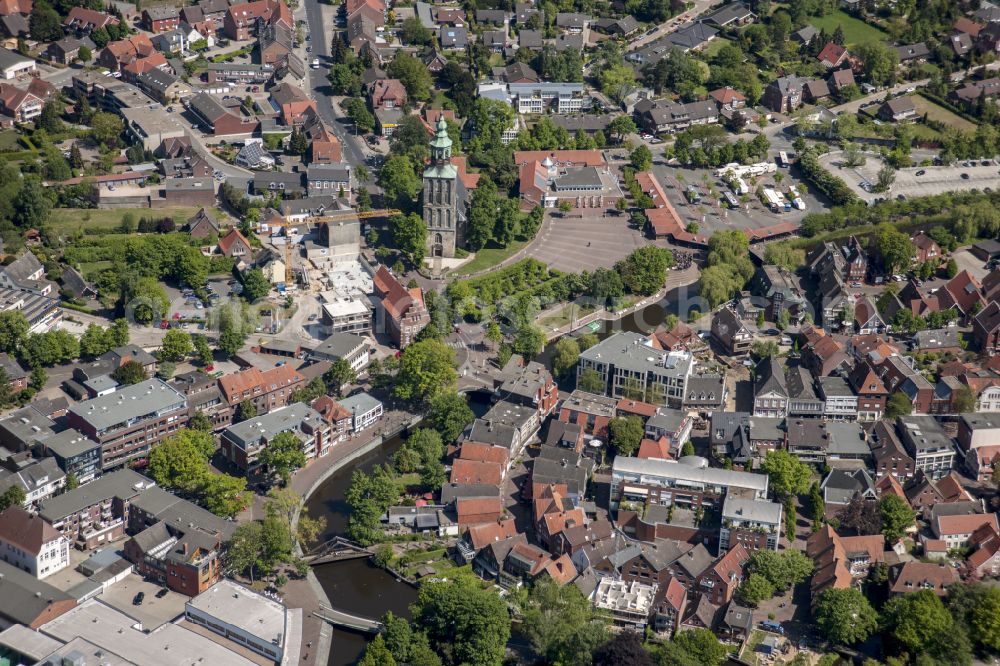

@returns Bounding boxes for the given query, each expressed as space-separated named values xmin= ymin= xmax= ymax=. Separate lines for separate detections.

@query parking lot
xmin=165 ymin=276 xmax=237 ymax=321
xmin=952 ymin=247 xmax=991 ymax=281
xmin=649 ymin=162 xmax=816 ymax=236
xmin=820 ymin=151 xmax=1000 ymax=203
xmin=97 ymin=573 xmax=189 ymax=629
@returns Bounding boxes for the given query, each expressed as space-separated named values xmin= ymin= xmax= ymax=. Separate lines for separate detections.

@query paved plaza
xmin=524 ymin=210 xmax=648 ymax=272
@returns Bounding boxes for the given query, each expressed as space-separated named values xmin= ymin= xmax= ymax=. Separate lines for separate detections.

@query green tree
xmin=856 ymin=41 xmax=899 ymax=87
xmin=885 ymin=391 xmax=912 ymax=419
xmin=551 ymin=337 xmax=580 ymax=378
xmin=630 ymin=144 xmax=653 ymax=171
xmin=323 ymin=357 xmax=356 ymax=396
xmin=616 ymin=246 xmax=674 ymax=296
xmin=387 ymin=51 xmax=433 ymax=101
xmin=13 ymin=176 xmax=52 ymax=229
xmin=193 ymin=335 xmax=213 ymax=367
xmin=428 ymin=391 xmax=474 ymax=443
xmin=879 ymin=494 xmax=915 ymax=542
xmin=147 ymin=431 xmax=212 ymax=493
xmin=954 ymin=385 xmax=977 ymax=414
xmin=90 ymin=112 xmax=123 ymax=147
xmin=598 ymin=63 xmax=637 ymax=104
xmin=608 ymin=115 xmax=638 ymax=143
xmin=969 ymin=586 xmax=1000 ymax=653
xmin=390 ymin=212 xmax=427 ymax=266
xmin=111 ymin=359 xmax=146 ymax=385
xmin=815 ymin=588 xmax=879 ymax=645
xmin=36 ymin=99 xmax=64 ymax=133
xmin=29 ymin=366 xmax=46 ymax=392
xmin=346 ymin=464 xmax=399 ymax=544
xmin=738 ymin=573 xmax=776 ymax=606
xmin=202 ymin=474 xmax=250 ymax=518
xmin=344 ymin=97 xmax=375 ymax=133
xmin=0 ymin=312 xmax=30 ymax=353
xmin=241 ymin=268 xmax=270 ymax=302
xmin=609 ymin=416 xmax=644 ymax=456
xmin=672 ymin=628 xmax=728 ymax=666
xmin=467 ymin=175 xmax=499 ymax=251
xmin=946 ymin=258 xmax=959 ymax=278
xmin=379 ymin=156 xmax=422 ymax=209
xmin=360 ymin=634 xmax=397 ymax=666
xmin=288 ymin=129 xmax=308 ymax=154
xmin=77 ymin=45 xmax=92 ymax=62
xmin=258 ymin=431 xmax=307 ymax=483
xmin=881 ymin=589 xmax=953 ymax=653
xmin=0 ymin=485 xmax=25 ymax=510
xmin=160 ymin=328 xmax=193 ymax=362
xmin=523 ymin=579 xmax=608 ymax=666
xmin=577 ymin=367 xmax=604 ymax=393
xmin=512 ymin=324 xmax=545 ymax=359
xmin=399 ymin=16 xmax=432 ymax=45
xmin=236 ymin=400 xmax=257 ymax=423
xmin=413 ymin=579 xmax=511 ymax=666
xmin=761 ymin=449 xmax=811 ymax=497
xmin=747 ymin=550 xmax=813 ymax=591
xmin=393 ymin=339 xmax=458 ymax=404
xmin=875 ymin=225 xmax=914 ymax=274
xmin=29 ymin=0 xmax=61 ymax=42
xmin=110 ymin=318 xmax=129 ymax=346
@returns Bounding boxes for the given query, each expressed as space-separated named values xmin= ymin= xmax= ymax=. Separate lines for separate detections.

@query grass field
xmin=809 ymin=10 xmax=887 ymax=46
xmin=538 ymin=302 xmax=597 ymax=329
xmin=701 ymin=37 xmax=732 ymax=58
xmin=47 ymin=207 xmax=210 ymax=233
xmin=911 ymin=95 xmax=978 ymax=133
xmin=0 ymin=131 xmax=20 ymax=151
xmin=452 ymin=240 xmax=528 ymax=276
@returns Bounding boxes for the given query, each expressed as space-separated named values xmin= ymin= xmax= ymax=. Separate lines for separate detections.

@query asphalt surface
xmin=302 ymin=0 xmax=372 ymax=178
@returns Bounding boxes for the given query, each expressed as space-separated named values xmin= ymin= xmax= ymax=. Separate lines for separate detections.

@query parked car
xmin=133 ymin=592 xmax=145 ymax=605
xmin=156 ymin=588 xmax=168 ymax=598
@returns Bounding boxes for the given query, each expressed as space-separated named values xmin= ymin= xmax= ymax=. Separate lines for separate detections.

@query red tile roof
xmin=637 ymin=437 xmax=672 ymax=461
xmin=936 ymin=513 xmax=999 ymax=537
xmin=450 ymin=459 xmax=503 ymax=486
xmin=0 ymin=506 xmax=61 ymax=555
xmin=467 ymin=518 xmax=518 ymax=550
xmin=459 ymin=442 xmax=510 ymax=466
xmin=218 ymin=227 xmax=251 ymax=255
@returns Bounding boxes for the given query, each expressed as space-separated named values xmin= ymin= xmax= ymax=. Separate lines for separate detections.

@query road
xmin=828 ymin=78 xmax=931 ymax=115
xmin=301 ymin=0 xmax=372 ymax=177
xmin=625 ymin=0 xmax=722 ymax=52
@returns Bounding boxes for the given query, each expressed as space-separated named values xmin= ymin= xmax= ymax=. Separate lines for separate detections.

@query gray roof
xmin=747 ymin=417 xmax=784 ymax=442
xmin=68 ymin=379 xmax=186 ymax=432
xmin=0 ymin=560 xmax=74 ymax=627
xmin=580 ymin=331 xmax=692 ymax=377
xmin=188 ymin=92 xmax=230 ymax=123
xmin=704 ymin=1 xmax=754 ymax=25
xmin=518 ymin=29 xmax=543 ymax=48
xmin=307 ymin=164 xmax=351 ymax=181
xmin=723 ymin=603 xmax=754 ymax=631
xmin=39 ymin=469 xmax=153 ymax=523
xmin=2 ymin=252 xmax=43 ymax=285
xmin=551 ymin=113 xmax=615 ymax=132
xmin=612 ymin=456 xmax=768 ymax=493
xmin=675 ymin=543 xmax=713 ymax=578
xmin=666 ymin=21 xmax=718 ymax=49
xmin=145 ymin=6 xmax=178 ymax=19
xmin=0 ymin=624 xmax=61 ymax=661
xmin=825 ymin=421 xmax=868 ymax=456
xmin=684 ymin=375 xmax=725 ymax=407
xmin=0 ymin=47 xmax=33 ymax=71
xmin=754 ymin=357 xmax=787 ymax=398
xmin=312 ymin=332 xmax=366 ymax=359
xmin=819 ymin=375 xmax=855 ymax=398
xmin=43 ymin=429 xmax=99 ymax=460
xmin=959 ymin=412 xmax=1000 ymax=431
xmin=130 ymin=485 xmax=235 ymax=539
xmin=722 ymin=497 xmax=782 ymax=525
xmin=912 ymin=328 xmax=961 ymax=350
xmin=440 ymin=483 xmax=498 ymax=505
xmin=710 ymin=412 xmax=749 ymax=447
xmin=647 ymin=409 xmax=687 ymax=434
xmin=439 ymin=26 xmax=467 ymax=47
xmin=223 ymin=402 xmax=324 ymax=449
xmin=822 ymin=468 xmax=874 ymax=504
xmin=898 ymin=415 xmax=954 ymax=453
xmin=337 ymin=392 xmax=382 ymax=415
xmin=0 ymin=406 xmax=55 ymax=446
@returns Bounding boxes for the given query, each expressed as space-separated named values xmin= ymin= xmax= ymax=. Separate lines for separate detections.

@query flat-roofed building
xmin=591 ymin=578 xmax=656 ymax=629
xmin=337 ymin=392 xmax=383 ymax=432
xmin=578 ymin=332 xmax=693 ymax=408
xmin=66 ymin=379 xmax=188 ymax=471
xmin=185 ymin=579 xmax=296 ymax=663
xmin=38 ymin=469 xmax=153 ymax=549
xmin=610 ymin=456 xmax=768 ymax=513
xmin=320 ymin=295 xmax=372 ymax=334
xmin=898 ymin=415 xmax=956 ymax=479
xmin=719 ymin=497 xmax=782 ymax=552
xmin=42 ymin=429 xmax=101 ymax=484
xmin=220 ymin=402 xmax=333 ymax=475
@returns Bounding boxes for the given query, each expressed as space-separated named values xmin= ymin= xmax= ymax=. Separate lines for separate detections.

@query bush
xmin=799 ymin=149 xmax=859 ymax=207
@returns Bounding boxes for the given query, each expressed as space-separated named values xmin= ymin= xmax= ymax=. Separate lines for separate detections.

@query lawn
xmin=0 ymin=130 xmax=20 ymax=151
xmin=47 ymin=206 xmax=206 ymax=233
xmin=701 ymin=37 xmax=732 ymax=58
xmin=451 ymin=240 xmax=528 ymax=276
xmin=808 ymin=10 xmax=887 ymax=46
xmin=538 ymin=302 xmax=597 ymax=329
xmin=911 ymin=95 xmax=978 ymax=133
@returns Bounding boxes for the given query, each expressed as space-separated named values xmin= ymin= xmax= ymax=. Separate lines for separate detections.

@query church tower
xmin=422 ymin=115 xmax=464 ymax=258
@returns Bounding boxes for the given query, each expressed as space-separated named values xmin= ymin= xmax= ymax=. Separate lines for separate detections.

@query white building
xmin=719 ymin=497 xmax=782 ymax=553
xmin=337 ymin=392 xmax=383 ymax=432
xmin=185 ymin=579 xmax=296 ymax=664
xmin=0 ymin=507 xmax=71 ymax=580
xmin=591 ymin=578 xmax=656 ymax=629
xmin=0 ymin=48 xmax=36 ymax=80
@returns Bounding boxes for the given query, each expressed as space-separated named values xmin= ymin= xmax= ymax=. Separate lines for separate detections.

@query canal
xmin=304 ymin=286 xmax=694 ymax=664
xmin=305 ymin=393 xmax=494 ymax=666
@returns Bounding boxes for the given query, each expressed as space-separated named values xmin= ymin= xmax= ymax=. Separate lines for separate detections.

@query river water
xmin=304 ymin=289 xmax=695 ymax=664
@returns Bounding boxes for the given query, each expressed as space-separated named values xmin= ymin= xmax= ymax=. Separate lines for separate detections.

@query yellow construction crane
xmin=284 ymin=240 xmax=293 ymax=287
xmin=315 ymin=208 xmax=402 ymax=222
